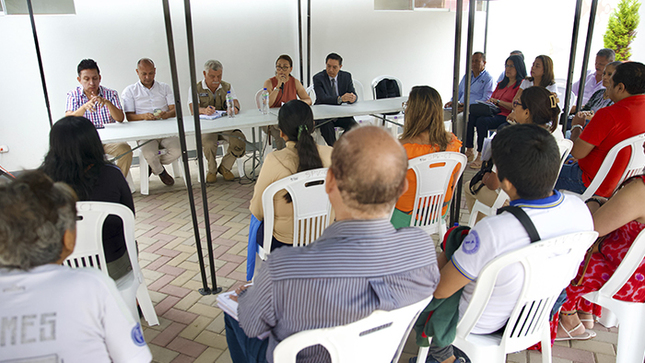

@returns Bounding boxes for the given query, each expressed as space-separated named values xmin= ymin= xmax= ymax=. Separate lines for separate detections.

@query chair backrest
xmin=306 ymin=84 xmax=316 ymax=104
xmin=581 ymin=133 xmax=645 ymax=200
xmin=273 ymin=295 xmax=433 ymax=363
xmin=353 ymin=79 xmax=365 ymax=101
xmin=371 ymin=75 xmax=403 ymax=100
xmin=408 ymin=152 xmax=467 ymax=233
xmin=597 ymin=228 xmax=645 ymax=297
xmin=254 ymin=88 xmax=264 ymax=110
xmin=64 ymin=202 xmax=142 ymax=285
xmin=556 ymin=138 xmax=574 ymax=179
xmin=456 ymin=231 xmax=598 ymax=353
xmin=260 ymin=168 xmax=332 ymax=259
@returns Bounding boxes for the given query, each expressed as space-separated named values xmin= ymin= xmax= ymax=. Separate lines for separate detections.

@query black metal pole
xmin=561 ymin=0 xmax=584 ymax=135
xmin=161 ymin=0 xmax=211 ymax=294
xmin=452 ymin=0 xmax=476 ymax=227
xmin=307 ymin=0 xmax=311 ymax=87
xmin=183 ymin=0 xmax=221 ymax=295
xmin=575 ymin=0 xmax=600 ymax=114
xmin=297 ymin=0 xmax=304 ymax=84
xmin=483 ymin=1 xmax=490 ymax=55
xmin=26 ymin=0 xmax=53 ymax=128
xmin=449 ymin=0 xmax=464 ymax=226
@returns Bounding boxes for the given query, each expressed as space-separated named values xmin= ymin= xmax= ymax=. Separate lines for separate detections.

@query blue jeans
xmin=466 ymin=114 xmax=508 ymax=151
xmin=555 ymin=161 xmax=587 ymax=194
xmin=224 ymin=312 xmax=268 ymax=363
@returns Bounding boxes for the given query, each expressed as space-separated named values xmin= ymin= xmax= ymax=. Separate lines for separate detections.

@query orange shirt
xmin=395 ymin=135 xmax=462 ymax=215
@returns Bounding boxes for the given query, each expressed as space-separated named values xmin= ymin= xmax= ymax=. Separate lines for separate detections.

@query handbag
xmin=571 ymin=235 xmax=607 ymax=286
xmin=470 ymin=102 xmax=500 ymax=117
xmin=469 ymin=159 xmax=494 ymax=195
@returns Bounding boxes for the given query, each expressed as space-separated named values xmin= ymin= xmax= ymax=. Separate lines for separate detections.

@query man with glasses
xmin=313 ymin=53 xmax=358 ymax=146
xmin=444 ymin=52 xmax=495 ymax=140
xmin=188 ymin=59 xmax=246 ymax=183
xmin=571 ymin=48 xmax=616 ymax=110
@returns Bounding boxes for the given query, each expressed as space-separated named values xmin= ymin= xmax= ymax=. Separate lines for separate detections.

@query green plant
xmin=604 ymin=0 xmax=641 ymax=61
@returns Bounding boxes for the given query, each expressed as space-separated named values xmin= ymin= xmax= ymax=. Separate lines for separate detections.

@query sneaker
xmin=158 ymin=169 xmax=175 ymax=186
xmin=206 ymin=172 xmax=218 ymax=183
xmin=218 ymin=165 xmax=235 ymax=181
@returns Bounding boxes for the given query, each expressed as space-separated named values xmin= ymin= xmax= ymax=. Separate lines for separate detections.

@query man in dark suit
xmin=313 ymin=53 xmax=358 ymax=146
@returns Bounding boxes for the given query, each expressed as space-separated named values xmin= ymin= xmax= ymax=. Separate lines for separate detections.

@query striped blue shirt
xmin=238 ymin=218 xmax=440 ymax=363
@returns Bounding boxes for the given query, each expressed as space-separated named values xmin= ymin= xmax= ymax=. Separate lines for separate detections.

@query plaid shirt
xmin=65 ymin=85 xmax=122 ymax=128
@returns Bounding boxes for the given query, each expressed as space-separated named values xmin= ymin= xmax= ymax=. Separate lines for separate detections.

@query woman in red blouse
xmin=466 ymin=55 xmax=526 ymax=168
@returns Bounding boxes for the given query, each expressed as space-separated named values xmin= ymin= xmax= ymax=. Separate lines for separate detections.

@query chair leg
xmin=614 ymin=309 xmax=645 ymax=363
xmin=170 ymin=158 xmax=188 ymax=188
xmin=417 ymin=346 xmax=429 ymax=363
xmin=136 ymin=283 xmax=159 ymax=326
xmin=541 ymin=320 xmax=553 ymax=363
xmin=139 ymin=151 xmax=149 ymax=196
xmin=237 ymin=157 xmax=245 ymax=179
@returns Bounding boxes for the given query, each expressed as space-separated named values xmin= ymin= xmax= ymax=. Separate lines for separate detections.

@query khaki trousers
xmin=202 ymin=130 xmax=246 ymax=174
xmin=443 ymin=110 xmax=466 ymax=140
xmin=138 ymin=137 xmax=181 ymax=175
xmin=465 ymin=179 xmax=507 ymax=224
xmin=104 ymin=142 xmax=133 ymax=178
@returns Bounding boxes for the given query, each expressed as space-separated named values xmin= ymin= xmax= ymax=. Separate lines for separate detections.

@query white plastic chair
xmin=254 ymin=88 xmax=264 ymax=110
xmin=468 ymin=138 xmax=573 ymax=227
xmin=406 ymin=152 xmax=467 ymax=239
xmin=274 ymin=295 xmax=433 ymax=363
xmin=353 ymin=79 xmax=365 ymax=102
xmin=416 ymin=231 xmax=598 ymax=363
xmin=64 ymin=201 xmax=159 ymax=326
xmin=571 ymin=133 xmax=645 ymax=200
xmin=306 ymin=84 xmax=316 ymax=104
xmin=138 ymin=148 xmax=185 ymax=195
xmin=258 ymin=168 xmax=331 ymax=260
xmin=583 ymin=229 xmax=645 ymax=363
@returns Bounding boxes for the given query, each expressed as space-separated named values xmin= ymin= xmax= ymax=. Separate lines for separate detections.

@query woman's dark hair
xmin=499 ymin=55 xmax=527 ymax=89
xmin=40 ymin=116 xmax=108 ymax=200
xmin=278 ymin=100 xmax=323 ymax=173
xmin=519 ymin=86 xmax=561 ymax=132
xmin=278 ymin=100 xmax=324 ymax=202
xmin=527 ymin=55 xmax=555 ymax=87
xmin=276 ymin=54 xmax=293 ymax=68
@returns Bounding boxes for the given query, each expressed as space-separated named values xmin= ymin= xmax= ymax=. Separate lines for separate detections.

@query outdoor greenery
xmin=604 ymin=0 xmax=641 ymax=61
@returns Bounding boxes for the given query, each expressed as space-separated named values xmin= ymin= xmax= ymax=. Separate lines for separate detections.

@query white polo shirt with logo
xmin=451 ymin=190 xmax=593 ymax=334
xmin=0 ymin=264 xmax=152 ymax=363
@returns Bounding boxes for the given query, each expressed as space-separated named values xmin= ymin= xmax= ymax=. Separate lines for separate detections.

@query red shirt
xmin=578 ymin=95 xmax=645 ymax=197
xmin=491 ymin=82 xmax=520 ymax=116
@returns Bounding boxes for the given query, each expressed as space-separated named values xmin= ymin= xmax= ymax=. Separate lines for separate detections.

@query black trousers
xmin=316 ymin=117 xmax=358 ymax=146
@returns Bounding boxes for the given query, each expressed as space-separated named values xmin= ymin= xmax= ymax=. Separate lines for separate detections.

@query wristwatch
xmin=337 ymin=96 xmax=342 ymax=105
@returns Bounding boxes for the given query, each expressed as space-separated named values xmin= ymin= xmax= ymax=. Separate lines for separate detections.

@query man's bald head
xmin=330 ymin=126 xmax=408 ymax=216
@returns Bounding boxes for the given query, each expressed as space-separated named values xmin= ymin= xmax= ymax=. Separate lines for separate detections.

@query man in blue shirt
xmin=444 ymin=52 xmax=495 ymax=140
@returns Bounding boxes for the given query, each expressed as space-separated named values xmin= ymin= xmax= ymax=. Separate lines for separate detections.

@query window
xmin=3 ymin=0 xmax=75 ymax=15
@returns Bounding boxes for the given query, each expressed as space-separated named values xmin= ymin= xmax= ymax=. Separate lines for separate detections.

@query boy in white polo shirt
xmin=431 ymin=124 xmax=593 ymax=362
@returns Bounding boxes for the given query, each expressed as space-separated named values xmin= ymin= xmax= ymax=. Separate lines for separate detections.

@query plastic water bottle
xmin=226 ymin=91 xmax=235 ymax=118
xmin=260 ymin=88 xmax=270 ymax=115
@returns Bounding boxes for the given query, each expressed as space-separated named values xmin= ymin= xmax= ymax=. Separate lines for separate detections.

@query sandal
xmin=464 ymin=148 xmax=475 ymax=163
xmin=469 ymin=157 xmax=483 ymax=169
xmin=578 ymin=311 xmax=595 ymax=329
xmin=555 ymin=321 xmax=596 ymax=341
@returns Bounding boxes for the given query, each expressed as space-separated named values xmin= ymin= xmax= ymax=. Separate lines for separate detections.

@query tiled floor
xmin=132 ymin=156 xmax=619 ymax=363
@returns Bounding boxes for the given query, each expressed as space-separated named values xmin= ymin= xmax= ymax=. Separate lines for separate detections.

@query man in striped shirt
xmin=65 ymin=59 xmax=132 ymax=178
xmin=225 ymin=126 xmax=440 ymax=363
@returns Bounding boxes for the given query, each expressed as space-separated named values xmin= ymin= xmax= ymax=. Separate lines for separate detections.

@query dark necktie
xmin=331 ymin=78 xmax=338 ymax=98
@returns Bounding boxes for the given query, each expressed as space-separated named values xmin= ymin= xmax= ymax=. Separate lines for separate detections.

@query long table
xmin=98 ymin=97 xmax=407 ymax=144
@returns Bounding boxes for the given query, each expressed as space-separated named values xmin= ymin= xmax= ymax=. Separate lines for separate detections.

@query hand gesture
xmin=444 ymin=101 xmax=453 ymax=108
xmin=201 ymin=105 xmax=216 ymax=115
xmin=341 ymin=93 xmax=356 ymax=103
xmin=141 ymin=113 xmax=156 ymax=120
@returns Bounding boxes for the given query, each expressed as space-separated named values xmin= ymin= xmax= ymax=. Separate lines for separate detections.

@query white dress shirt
xmin=122 ymin=81 xmax=174 ymax=114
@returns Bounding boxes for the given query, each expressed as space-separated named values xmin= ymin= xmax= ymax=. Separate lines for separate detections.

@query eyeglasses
xmin=276 ymin=65 xmax=290 ymax=71
xmin=512 ymin=100 xmax=524 ymax=108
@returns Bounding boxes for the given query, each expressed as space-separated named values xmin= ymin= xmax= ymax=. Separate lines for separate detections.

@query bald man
xmin=224 ymin=126 xmax=440 ymax=363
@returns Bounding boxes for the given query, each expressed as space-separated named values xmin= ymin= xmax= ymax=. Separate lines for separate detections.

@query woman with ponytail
xmin=391 ymin=86 xmax=462 ymax=228
xmin=249 ymin=100 xmax=332 ymax=250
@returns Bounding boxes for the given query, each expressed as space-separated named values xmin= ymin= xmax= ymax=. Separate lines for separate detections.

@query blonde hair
xmin=400 ymin=86 xmax=451 ymax=150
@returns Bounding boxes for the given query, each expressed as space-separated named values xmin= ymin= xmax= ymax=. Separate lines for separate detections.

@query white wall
xmin=0 ymin=0 xmax=633 ymax=172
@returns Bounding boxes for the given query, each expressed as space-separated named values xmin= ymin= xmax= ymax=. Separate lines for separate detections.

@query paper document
xmin=476 ymin=100 xmax=497 ymax=107
xmin=200 ymin=110 xmax=226 ymax=120
xmin=216 ymin=285 xmax=269 ymax=340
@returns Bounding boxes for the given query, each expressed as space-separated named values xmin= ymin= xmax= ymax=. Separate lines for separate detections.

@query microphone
xmin=280 ymin=82 xmax=284 ymax=92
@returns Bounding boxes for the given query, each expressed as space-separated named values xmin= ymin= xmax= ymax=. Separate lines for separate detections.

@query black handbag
xmin=470 ymin=102 xmax=500 ymax=117
xmin=469 ymin=159 xmax=495 ymax=195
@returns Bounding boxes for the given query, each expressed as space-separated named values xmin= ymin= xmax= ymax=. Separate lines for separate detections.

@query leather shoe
xmin=158 ymin=169 xmax=175 ymax=186
xmin=218 ymin=165 xmax=235 ymax=181
xmin=206 ymin=172 xmax=217 ymax=183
